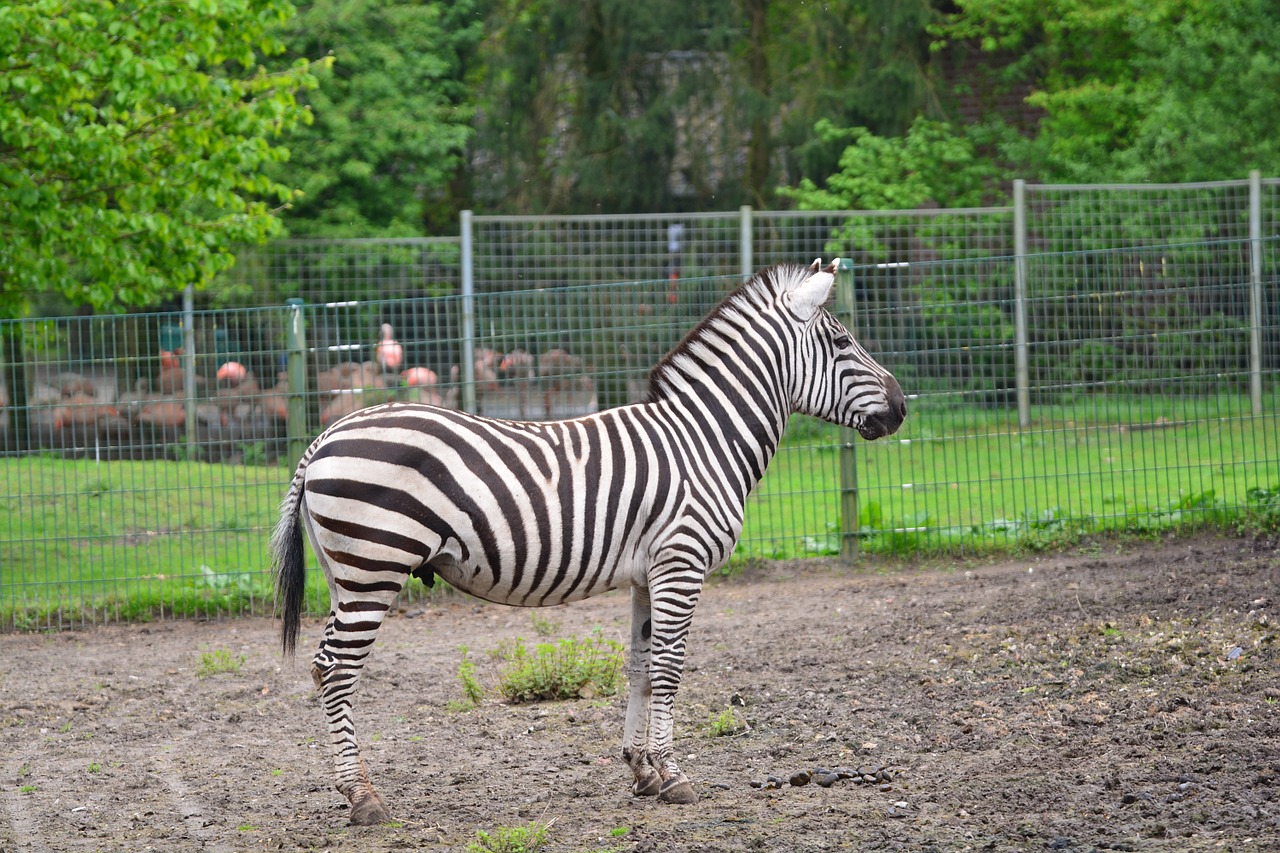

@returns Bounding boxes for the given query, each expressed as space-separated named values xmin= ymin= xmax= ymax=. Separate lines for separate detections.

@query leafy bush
xmin=495 ymin=630 xmax=624 ymax=703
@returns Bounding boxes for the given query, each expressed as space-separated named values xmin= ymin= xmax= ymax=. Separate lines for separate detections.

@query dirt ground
xmin=1 ymin=534 xmax=1277 ymax=853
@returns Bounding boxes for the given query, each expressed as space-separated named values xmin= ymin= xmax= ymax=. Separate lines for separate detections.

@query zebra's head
xmin=783 ymin=258 xmax=905 ymax=440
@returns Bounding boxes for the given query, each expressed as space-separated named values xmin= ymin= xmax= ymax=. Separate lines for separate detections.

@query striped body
xmin=306 ymin=400 xmax=747 ymax=608
xmin=272 ymin=259 xmax=905 ymax=824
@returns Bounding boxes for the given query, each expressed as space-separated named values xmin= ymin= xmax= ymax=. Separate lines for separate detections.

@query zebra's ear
xmin=788 ymin=258 xmax=838 ymax=320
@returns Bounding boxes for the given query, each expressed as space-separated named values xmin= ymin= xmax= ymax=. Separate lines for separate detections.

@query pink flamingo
xmin=375 ymin=324 xmax=403 ymax=373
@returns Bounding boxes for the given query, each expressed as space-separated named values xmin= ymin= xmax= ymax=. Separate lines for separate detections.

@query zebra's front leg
xmin=312 ymin=604 xmax=394 ymax=825
xmin=628 ymin=576 xmax=703 ymax=805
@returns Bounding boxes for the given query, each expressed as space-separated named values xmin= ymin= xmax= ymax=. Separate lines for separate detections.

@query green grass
xmin=2 ymin=393 xmax=1278 ymax=628
xmin=467 ymin=821 xmax=551 ymax=853
xmin=741 ymin=394 xmax=1280 ymax=559
xmin=197 ymin=648 xmax=245 ymax=677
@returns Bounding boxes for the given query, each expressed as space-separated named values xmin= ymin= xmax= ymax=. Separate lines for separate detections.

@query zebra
xmin=270 ymin=258 xmax=906 ymax=825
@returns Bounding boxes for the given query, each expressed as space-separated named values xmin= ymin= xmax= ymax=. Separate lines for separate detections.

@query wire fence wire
xmin=2 ymin=180 xmax=1279 ymax=631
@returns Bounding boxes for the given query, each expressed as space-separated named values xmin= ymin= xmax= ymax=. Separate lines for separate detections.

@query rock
xmin=789 ymin=770 xmax=811 ymax=787
xmin=814 ymin=771 xmax=840 ymax=788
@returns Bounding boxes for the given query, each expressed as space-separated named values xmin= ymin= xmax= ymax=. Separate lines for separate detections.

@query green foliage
xmin=781 ymin=118 xmax=1005 ymax=212
xmin=454 ymin=644 xmax=486 ymax=709
xmin=467 ymin=821 xmax=551 ymax=853
xmin=0 ymin=0 xmax=326 ymax=317
xmin=197 ymin=648 xmax=245 ymax=678
xmin=706 ymin=707 xmax=747 ymax=737
xmin=270 ymin=0 xmax=480 ymax=236
xmin=934 ymin=0 xmax=1280 ymax=182
xmin=528 ymin=610 xmax=561 ymax=637
xmin=494 ymin=631 xmax=625 ymax=703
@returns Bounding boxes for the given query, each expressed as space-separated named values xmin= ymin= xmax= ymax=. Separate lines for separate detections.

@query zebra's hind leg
xmin=312 ymin=583 xmax=402 ymax=825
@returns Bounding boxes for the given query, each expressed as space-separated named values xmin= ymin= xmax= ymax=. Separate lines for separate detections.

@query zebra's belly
xmin=428 ymin=551 xmax=634 ymax=607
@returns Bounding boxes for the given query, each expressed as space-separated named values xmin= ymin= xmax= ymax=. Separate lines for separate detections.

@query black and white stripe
xmin=271 ymin=258 xmax=905 ymax=824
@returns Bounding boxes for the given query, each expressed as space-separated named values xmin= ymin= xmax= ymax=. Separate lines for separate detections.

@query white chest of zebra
xmin=271 ymin=258 xmax=906 ymax=825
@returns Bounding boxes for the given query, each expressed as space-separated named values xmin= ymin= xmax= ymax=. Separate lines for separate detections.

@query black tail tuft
xmin=269 ymin=491 xmax=307 ymax=657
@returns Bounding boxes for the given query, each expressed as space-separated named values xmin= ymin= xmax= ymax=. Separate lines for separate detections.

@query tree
xmin=0 ymin=0 xmax=323 ymax=452
xmin=0 ymin=0 xmax=324 ymax=318
xmin=780 ymin=118 xmax=1003 ymax=211
xmin=933 ymin=0 xmax=1280 ymax=181
xmin=268 ymin=0 xmax=482 ymax=237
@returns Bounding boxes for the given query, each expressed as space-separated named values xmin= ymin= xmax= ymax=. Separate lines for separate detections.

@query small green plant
xmin=706 ymin=707 xmax=747 ymax=737
xmin=197 ymin=648 xmax=245 ymax=677
xmin=87 ymin=762 xmax=101 ymax=773
xmin=495 ymin=630 xmax=625 ymax=703
xmin=467 ymin=820 xmax=551 ymax=853
xmin=529 ymin=610 xmax=560 ymax=637
xmin=82 ymin=477 xmax=114 ymax=497
xmin=455 ymin=644 xmax=486 ymax=709
xmin=18 ymin=784 xmax=37 ymax=794
xmin=610 ymin=826 xmax=630 ymax=837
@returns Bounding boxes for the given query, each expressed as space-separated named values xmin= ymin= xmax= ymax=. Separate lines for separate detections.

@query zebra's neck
xmin=646 ymin=325 xmax=792 ymax=501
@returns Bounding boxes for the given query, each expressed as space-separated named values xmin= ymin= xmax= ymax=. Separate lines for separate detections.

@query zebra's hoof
xmin=632 ymin=771 xmax=662 ymax=797
xmin=658 ymin=778 xmax=697 ymax=804
xmin=348 ymin=793 xmax=391 ymax=826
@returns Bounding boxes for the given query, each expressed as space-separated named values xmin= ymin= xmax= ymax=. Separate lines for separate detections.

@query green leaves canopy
xmin=0 ymin=0 xmax=324 ymax=317
xmin=269 ymin=0 xmax=480 ymax=237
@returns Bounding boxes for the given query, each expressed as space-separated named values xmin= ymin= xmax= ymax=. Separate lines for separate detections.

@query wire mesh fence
xmin=2 ymin=179 xmax=1278 ymax=631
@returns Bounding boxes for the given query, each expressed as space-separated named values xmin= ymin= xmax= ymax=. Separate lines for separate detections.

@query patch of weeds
xmin=706 ymin=706 xmax=747 ymax=737
xmin=81 ymin=477 xmax=114 ymax=498
xmin=240 ymin=442 xmax=268 ymax=466
xmin=467 ymin=820 xmax=551 ymax=853
xmin=495 ymin=630 xmax=624 ymax=703
xmin=18 ymin=784 xmax=37 ymax=794
xmin=197 ymin=566 xmax=270 ymax=601
xmin=529 ymin=610 xmax=560 ymax=637
xmin=452 ymin=644 xmax=485 ymax=710
xmin=197 ymin=648 xmax=245 ymax=678
xmin=801 ymin=522 xmax=841 ymax=556
xmin=87 ymin=762 xmax=101 ymax=773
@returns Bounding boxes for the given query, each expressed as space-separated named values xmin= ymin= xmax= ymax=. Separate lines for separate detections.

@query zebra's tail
xmin=269 ymin=465 xmax=308 ymax=657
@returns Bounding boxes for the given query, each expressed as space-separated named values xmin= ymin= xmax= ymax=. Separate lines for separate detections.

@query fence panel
xmin=3 ymin=180 xmax=1280 ymax=630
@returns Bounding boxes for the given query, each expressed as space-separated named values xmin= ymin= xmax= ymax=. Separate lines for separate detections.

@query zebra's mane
xmin=644 ymin=263 xmax=812 ymax=403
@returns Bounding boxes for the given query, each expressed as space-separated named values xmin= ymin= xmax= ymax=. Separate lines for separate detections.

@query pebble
xmin=789 ymin=770 xmax=811 ymax=787
xmin=813 ymin=771 xmax=840 ymax=788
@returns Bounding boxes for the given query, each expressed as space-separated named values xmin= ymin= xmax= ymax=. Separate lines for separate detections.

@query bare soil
xmin=2 ymin=534 xmax=1277 ymax=853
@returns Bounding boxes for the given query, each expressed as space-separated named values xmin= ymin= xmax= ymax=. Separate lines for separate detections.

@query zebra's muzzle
xmin=856 ymin=376 xmax=906 ymax=440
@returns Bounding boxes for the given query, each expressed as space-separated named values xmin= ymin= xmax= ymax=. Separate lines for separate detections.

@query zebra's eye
xmin=833 ymin=335 xmax=852 ymax=349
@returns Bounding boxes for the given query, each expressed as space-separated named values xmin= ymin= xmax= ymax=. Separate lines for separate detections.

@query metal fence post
xmin=460 ymin=209 xmax=477 ymax=413
xmin=740 ymin=205 xmax=753 ymax=280
xmin=182 ymin=284 xmax=197 ymax=457
xmin=836 ymin=259 xmax=860 ymax=563
xmin=285 ymin=298 xmax=310 ymax=467
xmin=1013 ymin=179 xmax=1031 ymax=429
xmin=1249 ymin=170 xmax=1264 ymax=416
